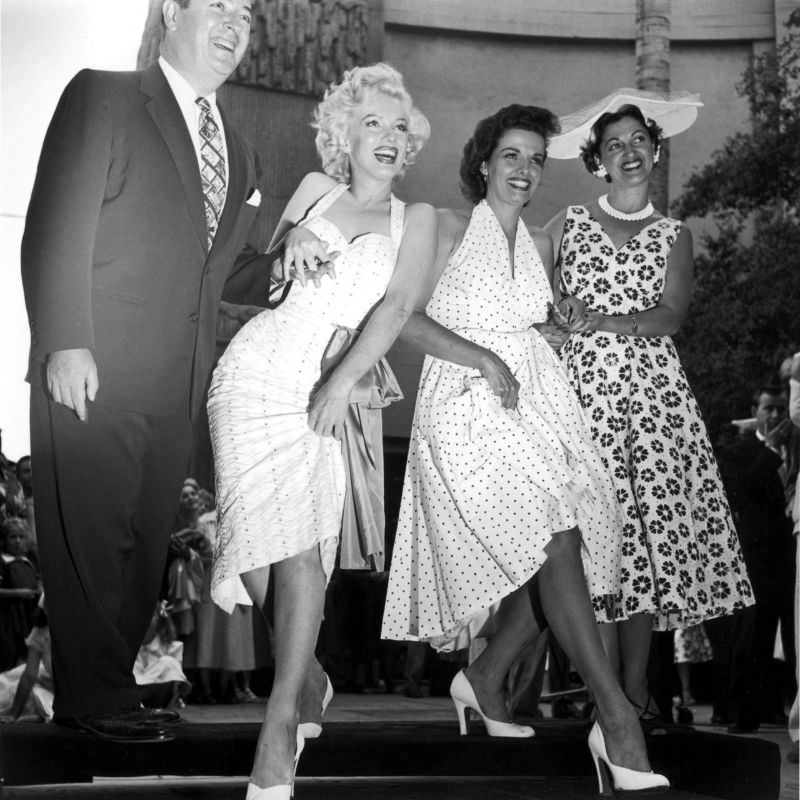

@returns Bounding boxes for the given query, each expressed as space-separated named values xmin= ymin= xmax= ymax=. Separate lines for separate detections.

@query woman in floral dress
xmin=546 ymin=93 xmax=753 ymax=726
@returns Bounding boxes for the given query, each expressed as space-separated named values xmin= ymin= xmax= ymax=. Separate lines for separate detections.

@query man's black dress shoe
xmin=136 ymin=706 xmax=181 ymax=724
xmin=62 ymin=710 xmax=175 ymax=742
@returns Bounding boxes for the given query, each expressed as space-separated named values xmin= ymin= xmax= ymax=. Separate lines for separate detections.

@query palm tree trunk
xmin=635 ymin=0 xmax=671 ymax=214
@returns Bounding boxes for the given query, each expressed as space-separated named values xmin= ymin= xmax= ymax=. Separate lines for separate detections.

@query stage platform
xmin=0 ymin=708 xmax=782 ymax=800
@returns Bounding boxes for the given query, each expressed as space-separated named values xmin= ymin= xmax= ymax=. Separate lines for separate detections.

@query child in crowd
xmin=135 ymin=601 xmax=191 ymax=709
xmin=0 ymin=518 xmax=41 ymax=671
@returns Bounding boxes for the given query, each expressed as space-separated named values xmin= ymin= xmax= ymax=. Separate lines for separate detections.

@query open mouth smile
xmin=508 ymin=178 xmax=532 ymax=191
xmin=212 ymin=38 xmax=237 ymax=54
xmin=374 ymin=147 xmax=399 ymax=165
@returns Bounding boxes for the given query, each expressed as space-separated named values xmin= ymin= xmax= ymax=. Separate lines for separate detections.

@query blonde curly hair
xmin=313 ymin=62 xmax=431 ymax=183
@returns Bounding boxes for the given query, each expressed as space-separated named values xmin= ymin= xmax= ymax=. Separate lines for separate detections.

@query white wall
xmin=0 ymin=0 xmax=149 ymax=460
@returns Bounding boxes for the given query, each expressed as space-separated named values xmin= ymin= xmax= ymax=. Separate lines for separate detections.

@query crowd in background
xmin=1 ymin=346 xmax=796 ymax=736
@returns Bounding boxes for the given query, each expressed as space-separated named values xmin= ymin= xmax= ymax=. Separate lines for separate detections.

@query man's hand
xmin=45 ymin=348 xmax=98 ymax=422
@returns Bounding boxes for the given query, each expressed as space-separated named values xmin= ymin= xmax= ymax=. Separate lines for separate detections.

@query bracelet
xmin=630 ymin=315 xmax=639 ymax=335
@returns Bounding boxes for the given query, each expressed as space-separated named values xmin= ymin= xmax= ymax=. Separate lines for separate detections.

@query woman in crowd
xmin=208 ymin=64 xmax=436 ymax=799
xmin=382 ymin=104 xmax=667 ymax=794
xmin=545 ymin=90 xmax=754 ymax=727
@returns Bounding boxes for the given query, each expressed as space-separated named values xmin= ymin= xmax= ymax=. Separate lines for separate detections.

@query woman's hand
xmin=307 ymin=378 xmax=353 ymax=439
xmin=278 ymin=226 xmax=338 ymax=286
xmin=557 ymin=296 xmax=586 ymax=326
xmin=567 ymin=310 xmax=603 ymax=333
xmin=477 ymin=350 xmax=519 ymax=409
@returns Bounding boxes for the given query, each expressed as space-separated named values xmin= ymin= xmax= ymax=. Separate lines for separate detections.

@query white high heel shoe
xmin=587 ymin=721 xmax=670 ymax=796
xmin=298 ymin=672 xmax=334 ymax=739
xmin=246 ymin=727 xmax=305 ymax=799
xmin=449 ymin=670 xmax=535 ymax=738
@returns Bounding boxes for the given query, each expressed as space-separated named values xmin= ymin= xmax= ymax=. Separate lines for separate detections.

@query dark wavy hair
xmin=580 ymin=104 xmax=663 ymax=182
xmin=460 ymin=104 xmax=560 ymax=203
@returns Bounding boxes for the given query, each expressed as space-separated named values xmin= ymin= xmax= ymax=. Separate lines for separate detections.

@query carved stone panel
xmin=235 ymin=0 xmax=370 ymax=96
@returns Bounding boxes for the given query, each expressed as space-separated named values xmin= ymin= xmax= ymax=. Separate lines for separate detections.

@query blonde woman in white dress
xmin=382 ymin=105 xmax=667 ymax=795
xmin=208 ymin=64 xmax=436 ymax=799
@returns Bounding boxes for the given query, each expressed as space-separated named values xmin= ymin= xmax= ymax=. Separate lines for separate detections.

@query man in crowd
xmin=712 ymin=384 xmax=796 ymax=733
xmin=21 ymin=0 xmax=263 ymax=742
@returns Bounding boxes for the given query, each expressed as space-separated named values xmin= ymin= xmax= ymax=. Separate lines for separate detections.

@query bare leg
xmin=464 ymin=585 xmax=541 ymax=722
xmin=243 ymin=566 xmax=326 ymax=723
xmin=241 ymin=565 xmax=270 ymax=611
xmin=598 ymin=620 xmax=621 ymax=678
xmin=537 ymin=529 xmax=650 ymax=772
xmin=244 ymin=548 xmax=326 ymax=790
xmin=298 ymin=657 xmax=327 ymax=726
xmin=617 ymin=613 xmax=654 ymax=711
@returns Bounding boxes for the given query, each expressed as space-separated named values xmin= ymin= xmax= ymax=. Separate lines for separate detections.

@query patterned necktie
xmin=196 ymin=97 xmax=227 ymax=248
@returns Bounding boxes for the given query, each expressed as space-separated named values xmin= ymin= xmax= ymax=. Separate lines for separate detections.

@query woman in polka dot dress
xmin=383 ymin=105 xmax=667 ymax=792
xmin=208 ymin=65 xmax=437 ymax=799
xmin=546 ymin=98 xmax=753 ymax=727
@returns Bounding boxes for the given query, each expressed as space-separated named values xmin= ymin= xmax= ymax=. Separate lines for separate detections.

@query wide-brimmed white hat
xmin=548 ymin=87 xmax=703 ymax=159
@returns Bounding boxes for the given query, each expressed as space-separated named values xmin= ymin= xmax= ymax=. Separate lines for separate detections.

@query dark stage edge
xmin=0 ymin=720 xmax=780 ymax=800
xmin=0 ymin=776 xmax=723 ymax=800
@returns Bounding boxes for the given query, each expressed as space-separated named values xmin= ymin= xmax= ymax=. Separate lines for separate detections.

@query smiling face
xmin=482 ymin=128 xmax=546 ymax=209
xmin=599 ymin=115 xmax=656 ymax=187
xmin=345 ymin=91 xmax=411 ymax=183
xmin=161 ymin=0 xmax=252 ymax=95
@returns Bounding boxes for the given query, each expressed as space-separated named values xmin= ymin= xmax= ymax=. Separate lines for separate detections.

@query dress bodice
xmin=427 ymin=201 xmax=552 ymax=333
xmin=275 ymin=183 xmax=405 ymax=331
xmin=558 ymin=205 xmax=681 ymax=315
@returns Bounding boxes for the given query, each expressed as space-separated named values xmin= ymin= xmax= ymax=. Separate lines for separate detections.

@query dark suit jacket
xmin=717 ymin=431 xmax=794 ymax=598
xmin=21 ymin=64 xmax=265 ymax=420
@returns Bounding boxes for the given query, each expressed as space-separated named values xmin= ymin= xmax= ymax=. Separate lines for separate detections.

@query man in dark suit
xmin=21 ymin=0 xmax=263 ymax=742
xmin=712 ymin=384 xmax=796 ymax=733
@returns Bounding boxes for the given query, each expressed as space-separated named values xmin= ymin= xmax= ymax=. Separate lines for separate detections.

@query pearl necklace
xmin=598 ymin=194 xmax=654 ymax=222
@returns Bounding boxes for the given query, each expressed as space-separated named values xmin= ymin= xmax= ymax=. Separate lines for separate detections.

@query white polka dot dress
xmin=381 ymin=201 xmax=623 ymax=651
xmin=208 ymin=184 xmax=405 ymax=613
xmin=558 ymin=205 xmax=753 ymax=630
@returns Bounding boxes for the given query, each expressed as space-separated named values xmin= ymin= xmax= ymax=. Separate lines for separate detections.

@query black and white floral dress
xmin=558 ymin=205 xmax=754 ymax=630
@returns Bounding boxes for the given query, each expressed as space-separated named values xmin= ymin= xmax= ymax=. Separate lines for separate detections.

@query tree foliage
xmin=672 ymin=10 xmax=800 ymax=436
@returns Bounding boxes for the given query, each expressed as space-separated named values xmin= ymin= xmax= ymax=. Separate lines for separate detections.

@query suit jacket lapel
xmin=141 ymin=64 xmax=207 ymax=251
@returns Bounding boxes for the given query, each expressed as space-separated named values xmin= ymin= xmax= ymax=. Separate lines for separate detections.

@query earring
xmin=593 ymin=164 xmax=608 ymax=179
xmin=653 ymin=149 xmax=660 ymax=165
